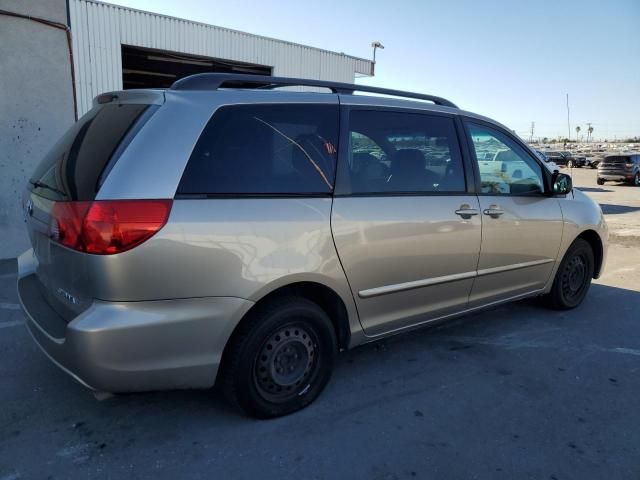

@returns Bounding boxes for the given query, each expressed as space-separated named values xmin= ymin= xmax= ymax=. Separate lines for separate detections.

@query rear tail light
xmin=50 ymin=200 xmax=172 ymax=255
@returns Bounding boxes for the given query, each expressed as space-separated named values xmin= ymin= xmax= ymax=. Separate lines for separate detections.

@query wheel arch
xmin=576 ymin=229 xmax=604 ymax=278
xmin=220 ymin=281 xmax=354 ymax=378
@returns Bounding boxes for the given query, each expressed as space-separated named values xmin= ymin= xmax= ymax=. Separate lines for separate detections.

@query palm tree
xmin=575 ymin=126 xmax=581 ymax=142
xmin=588 ymin=125 xmax=594 ymax=142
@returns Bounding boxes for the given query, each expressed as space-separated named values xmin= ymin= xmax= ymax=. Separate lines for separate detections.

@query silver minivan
xmin=18 ymin=74 xmax=608 ymax=418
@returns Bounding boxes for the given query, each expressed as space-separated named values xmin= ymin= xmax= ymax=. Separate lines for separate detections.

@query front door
xmin=464 ymin=121 xmax=563 ymax=306
xmin=331 ymin=108 xmax=481 ymax=336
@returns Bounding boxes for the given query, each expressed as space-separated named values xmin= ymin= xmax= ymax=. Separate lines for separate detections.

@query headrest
xmin=494 ymin=150 xmax=519 ymax=163
xmin=352 ymin=152 xmax=378 ymax=171
xmin=392 ymin=149 xmax=425 ymax=174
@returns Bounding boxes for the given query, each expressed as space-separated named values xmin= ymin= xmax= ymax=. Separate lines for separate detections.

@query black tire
xmin=544 ymin=238 xmax=594 ymax=309
xmin=633 ymin=173 xmax=640 ymax=186
xmin=597 ymin=178 xmax=605 ymax=185
xmin=220 ymin=296 xmax=337 ymax=418
xmin=567 ymin=160 xmax=575 ymax=168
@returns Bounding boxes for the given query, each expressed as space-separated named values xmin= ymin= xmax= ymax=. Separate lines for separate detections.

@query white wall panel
xmin=69 ymin=0 xmax=373 ymax=115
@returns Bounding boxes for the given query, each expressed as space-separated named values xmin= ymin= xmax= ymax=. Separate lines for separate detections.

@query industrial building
xmin=0 ymin=0 xmax=374 ymax=258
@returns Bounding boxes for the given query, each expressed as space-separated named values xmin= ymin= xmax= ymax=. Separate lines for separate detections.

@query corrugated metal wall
xmin=68 ymin=0 xmax=373 ymax=115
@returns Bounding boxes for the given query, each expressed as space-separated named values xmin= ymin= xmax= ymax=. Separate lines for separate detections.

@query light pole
xmin=371 ymin=41 xmax=384 ymax=75
xmin=566 ymin=93 xmax=571 ymax=141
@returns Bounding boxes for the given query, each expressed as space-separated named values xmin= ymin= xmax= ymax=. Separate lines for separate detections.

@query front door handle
xmin=483 ymin=205 xmax=504 ymax=218
xmin=455 ymin=205 xmax=479 ymax=219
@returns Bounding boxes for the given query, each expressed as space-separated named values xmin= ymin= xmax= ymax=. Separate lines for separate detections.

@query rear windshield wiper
xmin=29 ymin=180 xmax=68 ymax=198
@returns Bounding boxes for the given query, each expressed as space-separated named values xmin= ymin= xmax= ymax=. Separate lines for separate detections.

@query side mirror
xmin=552 ymin=172 xmax=572 ymax=195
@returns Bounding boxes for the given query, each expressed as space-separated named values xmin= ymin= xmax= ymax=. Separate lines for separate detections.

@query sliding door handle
xmin=483 ymin=206 xmax=504 ymax=218
xmin=455 ymin=206 xmax=479 ymax=219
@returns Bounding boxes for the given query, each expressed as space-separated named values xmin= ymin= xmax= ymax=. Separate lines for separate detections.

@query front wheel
xmin=633 ymin=173 xmax=640 ymax=186
xmin=220 ymin=296 xmax=337 ymax=418
xmin=567 ymin=160 xmax=575 ymax=168
xmin=597 ymin=178 xmax=605 ymax=185
xmin=543 ymin=238 xmax=594 ymax=309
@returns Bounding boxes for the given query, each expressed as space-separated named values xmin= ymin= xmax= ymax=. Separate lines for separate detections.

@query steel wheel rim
xmin=253 ymin=323 xmax=318 ymax=402
xmin=561 ymin=253 xmax=589 ymax=301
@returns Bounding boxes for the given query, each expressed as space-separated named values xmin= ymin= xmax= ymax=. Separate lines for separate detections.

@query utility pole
xmin=529 ymin=121 xmax=535 ymax=142
xmin=566 ymin=93 xmax=571 ymax=141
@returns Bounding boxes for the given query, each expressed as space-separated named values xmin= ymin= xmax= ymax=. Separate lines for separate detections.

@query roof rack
xmin=170 ymin=73 xmax=458 ymax=108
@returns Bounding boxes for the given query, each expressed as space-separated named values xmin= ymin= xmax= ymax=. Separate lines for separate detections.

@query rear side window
xmin=603 ymin=156 xmax=630 ymax=165
xmin=178 ymin=104 xmax=339 ymax=195
xmin=342 ymin=110 xmax=466 ymax=194
xmin=30 ymin=104 xmax=156 ymax=201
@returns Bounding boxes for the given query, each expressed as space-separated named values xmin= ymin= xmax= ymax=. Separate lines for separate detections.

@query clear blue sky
xmin=112 ymin=0 xmax=639 ymax=140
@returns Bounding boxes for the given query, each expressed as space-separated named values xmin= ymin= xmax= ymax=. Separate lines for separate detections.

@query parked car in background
xmin=17 ymin=74 xmax=608 ymax=418
xmin=560 ymin=151 xmax=587 ymax=168
xmin=535 ymin=150 xmax=559 ymax=172
xmin=585 ymin=155 xmax=603 ymax=169
xmin=543 ymin=151 xmax=586 ymax=168
xmin=544 ymin=151 xmax=571 ymax=167
xmin=597 ymin=154 xmax=640 ymax=185
xmin=534 ymin=150 xmax=546 ymax=160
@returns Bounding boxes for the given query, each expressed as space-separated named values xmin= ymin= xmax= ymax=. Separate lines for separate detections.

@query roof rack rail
xmin=170 ymin=73 xmax=458 ymax=108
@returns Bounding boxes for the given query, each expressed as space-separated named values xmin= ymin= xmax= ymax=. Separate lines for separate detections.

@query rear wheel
xmin=567 ymin=159 xmax=575 ymax=168
xmin=597 ymin=178 xmax=605 ymax=185
xmin=220 ymin=296 xmax=337 ymax=418
xmin=544 ymin=238 xmax=594 ymax=309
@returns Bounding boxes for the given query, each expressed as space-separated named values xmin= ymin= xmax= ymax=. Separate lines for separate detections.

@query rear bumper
xmin=598 ymin=170 xmax=631 ymax=181
xmin=17 ymin=249 xmax=253 ymax=392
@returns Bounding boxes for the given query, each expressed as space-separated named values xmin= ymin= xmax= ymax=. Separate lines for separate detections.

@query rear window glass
xmin=177 ymin=104 xmax=339 ymax=195
xmin=603 ymin=156 xmax=630 ymax=164
xmin=30 ymin=103 xmax=156 ymax=201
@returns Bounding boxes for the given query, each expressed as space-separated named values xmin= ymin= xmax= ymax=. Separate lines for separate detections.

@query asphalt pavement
xmin=1 ymin=168 xmax=639 ymax=480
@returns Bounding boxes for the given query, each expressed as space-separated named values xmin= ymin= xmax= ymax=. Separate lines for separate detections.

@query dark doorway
xmin=121 ymin=45 xmax=272 ymax=89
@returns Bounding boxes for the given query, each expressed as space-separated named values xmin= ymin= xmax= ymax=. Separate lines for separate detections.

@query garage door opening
xmin=121 ymin=45 xmax=272 ymax=89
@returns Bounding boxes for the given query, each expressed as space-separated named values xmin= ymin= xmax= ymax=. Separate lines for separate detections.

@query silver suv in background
xmin=597 ymin=154 xmax=640 ymax=185
xmin=18 ymin=74 xmax=608 ymax=418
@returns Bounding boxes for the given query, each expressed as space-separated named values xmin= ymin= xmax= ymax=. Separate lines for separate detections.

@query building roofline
xmin=78 ymin=0 xmax=374 ymax=66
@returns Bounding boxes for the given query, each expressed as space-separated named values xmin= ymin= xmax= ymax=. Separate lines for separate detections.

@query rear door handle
xmin=483 ymin=206 xmax=504 ymax=218
xmin=455 ymin=205 xmax=479 ymax=219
